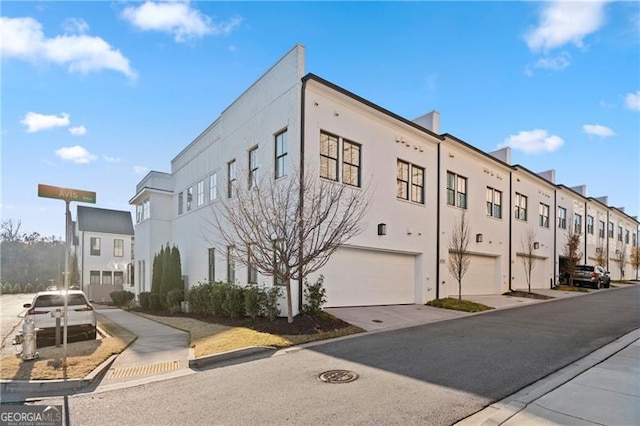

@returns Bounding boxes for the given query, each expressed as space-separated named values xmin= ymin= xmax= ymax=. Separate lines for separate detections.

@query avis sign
xmin=38 ymin=184 xmax=96 ymax=204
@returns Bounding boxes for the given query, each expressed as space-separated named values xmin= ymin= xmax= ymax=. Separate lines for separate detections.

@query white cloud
xmin=526 ymin=1 xmax=609 ymax=52
xmin=62 ymin=18 xmax=89 ymax=35
xmin=133 ymin=165 xmax=149 ymax=175
xmin=55 ymin=145 xmax=97 ymax=164
xmin=582 ymin=124 xmax=615 ymax=137
xmin=20 ymin=112 xmax=70 ymax=133
xmin=500 ymin=129 xmax=564 ymax=154
xmin=103 ymin=155 xmax=121 ymax=163
xmin=1 ymin=16 xmax=136 ymax=78
xmin=625 ymin=91 xmax=640 ymax=111
xmin=121 ymin=1 xmax=242 ymax=42
xmin=69 ymin=125 xmax=87 ymax=136
xmin=534 ymin=52 xmax=571 ymax=71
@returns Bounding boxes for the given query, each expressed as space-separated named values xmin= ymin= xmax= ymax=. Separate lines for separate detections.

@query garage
xmin=446 ymin=253 xmax=499 ymax=296
xmin=515 ymin=256 xmax=550 ymax=290
xmin=319 ymin=247 xmax=416 ymax=307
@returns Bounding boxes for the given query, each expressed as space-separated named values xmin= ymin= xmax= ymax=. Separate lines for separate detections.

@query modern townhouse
xmin=130 ymin=44 xmax=639 ymax=314
xmin=75 ymin=205 xmax=135 ymax=303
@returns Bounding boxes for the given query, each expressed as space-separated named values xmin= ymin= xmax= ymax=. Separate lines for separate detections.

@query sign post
xmin=38 ymin=184 xmax=96 ymax=367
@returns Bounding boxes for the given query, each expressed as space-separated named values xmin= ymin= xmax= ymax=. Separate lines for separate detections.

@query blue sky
xmin=2 ymin=1 xmax=639 ymax=238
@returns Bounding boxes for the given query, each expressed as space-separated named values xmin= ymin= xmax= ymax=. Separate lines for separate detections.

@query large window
xmin=539 ymin=203 xmax=550 ymax=228
xmin=618 ymin=226 xmax=623 ymax=242
xmin=114 ymin=271 xmax=124 ymax=285
xmin=397 ymin=160 xmax=424 ymax=204
xmin=249 ymin=146 xmax=259 ymax=188
xmin=608 ymin=222 xmax=614 ymax=238
xmin=514 ymin=192 xmax=528 ymax=221
xmin=486 ymin=187 xmax=502 ymax=218
xmin=574 ymin=214 xmax=582 ymax=234
xmin=320 ymin=132 xmax=339 ymax=181
xmin=102 ymin=271 xmax=112 ymax=285
xmin=209 ymin=173 xmax=217 ymax=202
xmin=624 ymin=229 xmax=629 ymax=244
xmin=586 ymin=215 xmax=594 ymax=235
xmin=187 ymin=187 xmax=193 ymax=211
xmin=598 ymin=220 xmax=605 ymax=239
xmin=197 ymin=180 xmax=204 ymax=206
xmin=136 ymin=198 xmax=150 ymax=223
xmin=90 ymin=237 xmax=101 ymax=256
xmin=342 ymin=140 xmax=361 ymax=187
xmin=447 ymin=172 xmax=467 ymax=209
xmin=208 ymin=248 xmax=215 ymax=282
xmin=227 ymin=160 xmax=236 ymax=198
xmin=178 ymin=192 xmax=184 ymax=215
xmin=114 ymin=239 xmax=124 ymax=257
xmin=227 ymin=246 xmax=235 ymax=283
xmin=275 ymin=130 xmax=287 ymax=179
xmin=90 ymin=271 xmax=100 ymax=285
xmin=558 ymin=207 xmax=567 ymax=229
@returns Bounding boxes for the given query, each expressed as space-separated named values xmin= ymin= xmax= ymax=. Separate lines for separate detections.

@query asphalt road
xmin=0 ymin=293 xmax=34 ymax=357
xmin=29 ymin=286 xmax=640 ymax=426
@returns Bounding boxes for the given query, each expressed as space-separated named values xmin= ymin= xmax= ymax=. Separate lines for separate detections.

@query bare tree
xmin=520 ymin=228 xmax=537 ymax=293
xmin=614 ymin=243 xmax=627 ymax=280
xmin=448 ymin=212 xmax=471 ymax=301
xmin=630 ymin=246 xmax=640 ymax=280
xmin=595 ymin=237 xmax=607 ymax=267
xmin=1 ymin=219 xmax=23 ymax=242
xmin=209 ymin=169 xmax=370 ymax=323
xmin=562 ymin=225 xmax=582 ymax=286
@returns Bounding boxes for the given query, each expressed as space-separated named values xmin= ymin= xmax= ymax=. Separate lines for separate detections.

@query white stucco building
xmin=130 ymin=44 xmax=639 ymax=313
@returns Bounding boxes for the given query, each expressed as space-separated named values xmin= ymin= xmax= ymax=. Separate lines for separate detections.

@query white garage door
xmin=514 ymin=256 xmax=550 ymax=290
xmin=319 ymin=248 xmax=416 ymax=307
xmin=448 ymin=254 xmax=499 ymax=296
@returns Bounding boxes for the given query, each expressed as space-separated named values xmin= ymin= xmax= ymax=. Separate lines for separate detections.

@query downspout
xmin=435 ymin=143 xmax=441 ymax=299
xmin=553 ymin=190 xmax=557 ymax=286
xmin=584 ymin=202 xmax=588 ymax=263
xmin=81 ymin=231 xmax=85 ymax=294
xmin=606 ymin=210 xmax=610 ymax=272
xmin=508 ymin=172 xmax=513 ymax=291
xmin=298 ymin=78 xmax=307 ymax=312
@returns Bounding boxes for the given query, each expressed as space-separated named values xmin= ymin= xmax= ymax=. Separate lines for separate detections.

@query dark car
xmin=571 ymin=265 xmax=610 ymax=289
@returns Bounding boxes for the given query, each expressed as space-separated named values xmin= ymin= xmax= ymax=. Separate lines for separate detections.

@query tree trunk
xmin=458 ymin=279 xmax=462 ymax=301
xmin=285 ymin=277 xmax=293 ymax=323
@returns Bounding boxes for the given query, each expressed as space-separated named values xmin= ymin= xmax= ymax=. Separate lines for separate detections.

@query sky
xmin=1 ymin=1 xmax=639 ymax=239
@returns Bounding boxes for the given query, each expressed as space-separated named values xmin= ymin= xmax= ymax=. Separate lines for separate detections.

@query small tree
xmin=595 ymin=237 xmax=607 ymax=268
xmin=448 ymin=212 xmax=471 ymax=301
xmin=630 ymin=246 xmax=640 ymax=280
xmin=520 ymin=228 xmax=537 ymax=293
xmin=615 ymin=243 xmax=627 ymax=280
xmin=563 ymin=226 xmax=582 ymax=286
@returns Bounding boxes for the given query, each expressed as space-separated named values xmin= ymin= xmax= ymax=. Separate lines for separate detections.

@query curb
xmin=188 ymin=346 xmax=276 ymax=369
xmin=455 ymin=328 xmax=640 ymax=425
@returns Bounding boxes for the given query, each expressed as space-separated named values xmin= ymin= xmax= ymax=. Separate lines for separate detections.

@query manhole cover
xmin=318 ymin=370 xmax=359 ymax=384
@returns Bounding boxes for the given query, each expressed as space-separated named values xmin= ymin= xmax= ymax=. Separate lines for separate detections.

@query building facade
xmin=130 ymin=44 xmax=639 ymax=313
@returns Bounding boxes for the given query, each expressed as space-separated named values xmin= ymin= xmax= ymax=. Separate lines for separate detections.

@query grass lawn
xmin=0 ymin=314 xmax=135 ymax=381
xmin=552 ymin=285 xmax=590 ymax=293
xmin=135 ymin=312 xmax=364 ymax=358
xmin=425 ymin=298 xmax=493 ymax=313
xmin=503 ymin=290 xmax=554 ymax=300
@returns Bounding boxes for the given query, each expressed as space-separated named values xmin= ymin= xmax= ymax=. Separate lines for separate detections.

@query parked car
xmin=23 ymin=290 xmax=96 ymax=346
xmin=571 ymin=265 xmax=610 ymax=289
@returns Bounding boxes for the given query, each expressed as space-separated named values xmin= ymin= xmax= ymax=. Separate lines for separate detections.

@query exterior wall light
xmin=476 ymin=233 xmax=483 ymax=243
xmin=534 ymin=242 xmax=540 ymax=249
xmin=377 ymin=223 xmax=387 ymax=236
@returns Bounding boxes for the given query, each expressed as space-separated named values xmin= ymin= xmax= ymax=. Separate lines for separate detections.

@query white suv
xmin=23 ymin=290 xmax=96 ymax=345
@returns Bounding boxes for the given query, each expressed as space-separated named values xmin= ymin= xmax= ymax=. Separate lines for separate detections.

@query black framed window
xmin=249 ymin=146 xmax=259 ymax=188
xmin=208 ymin=248 xmax=215 ymax=282
xmin=275 ymin=130 xmax=287 ymax=179
xmin=320 ymin=132 xmax=339 ymax=181
xmin=227 ymin=246 xmax=235 ymax=283
xmin=515 ymin=192 xmax=528 ymax=221
xmin=574 ymin=214 xmax=583 ymax=234
xmin=598 ymin=220 xmax=605 ymax=238
xmin=397 ymin=160 xmax=409 ymax=200
xmin=539 ymin=203 xmax=550 ymax=228
xmin=486 ymin=187 xmax=502 ymax=218
xmin=90 ymin=237 xmax=101 ymax=256
xmin=587 ymin=215 xmax=594 ymax=234
xmin=228 ymin=160 xmax=236 ymax=198
xmin=342 ymin=140 xmax=361 ymax=187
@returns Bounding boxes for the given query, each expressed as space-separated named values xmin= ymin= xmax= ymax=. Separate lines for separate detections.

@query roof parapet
xmin=488 ymin=147 xmax=511 ymax=164
xmin=537 ymin=169 xmax=556 ymax=184
xmin=412 ymin=111 xmax=440 ymax=134
xmin=594 ymin=196 xmax=609 ymax=205
xmin=570 ymin=185 xmax=587 ymax=197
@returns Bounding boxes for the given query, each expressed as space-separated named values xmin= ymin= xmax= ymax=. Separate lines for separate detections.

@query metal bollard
xmin=21 ymin=316 xmax=39 ymax=360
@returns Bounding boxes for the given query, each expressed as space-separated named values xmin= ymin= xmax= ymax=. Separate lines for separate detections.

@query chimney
xmin=413 ymin=111 xmax=440 ymax=134
xmin=537 ymin=169 xmax=556 ymax=183
xmin=488 ymin=147 xmax=511 ymax=164
xmin=570 ymin=185 xmax=587 ymax=197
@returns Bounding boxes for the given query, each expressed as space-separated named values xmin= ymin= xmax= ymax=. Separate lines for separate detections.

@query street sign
xmin=38 ymin=184 xmax=96 ymax=204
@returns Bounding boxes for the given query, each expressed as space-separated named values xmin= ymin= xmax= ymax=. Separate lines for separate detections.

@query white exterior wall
xmin=303 ymin=80 xmax=440 ymax=306
xmin=511 ymin=168 xmax=556 ymax=290
xmin=585 ymin=199 xmax=609 ymax=267
xmin=79 ymin=230 xmax=133 ymax=299
xmin=608 ymin=209 xmax=636 ymax=280
xmin=440 ymin=139 xmax=511 ymax=296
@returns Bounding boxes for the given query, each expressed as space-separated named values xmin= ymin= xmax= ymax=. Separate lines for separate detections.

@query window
xmin=178 ymin=192 xmax=184 ymax=214
xmin=608 ymin=222 xmax=614 ymax=238
xmin=208 ymin=248 xmax=215 ymax=282
xmin=90 ymin=237 xmax=101 ymax=256
xmin=574 ymin=214 xmax=582 ymax=234
xmin=227 ymin=160 xmax=236 ymax=198
xmin=342 ymin=140 xmax=361 ymax=187
xmin=90 ymin=271 xmax=100 ymax=285
xmin=587 ymin=215 xmax=594 ymax=235
xmin=275 ymin=130 xmax=287 ymax=179
xmin=247 ymin=245 xmax=258 ymax=284
xmin=114 ymin=271 xmax=124 ymax=285
xmin=197 ymin=180 xmax=204 ymax=206
xmin=187 ymin=187 xmax=193 ymax=211
xmin=227 ymin=246 xmax=235 ymax=283
xmin=114 ymin=239 xmax=124 ymax=257
xmin=514 ymin=192 xmax=528 ymax=221
xmin=273 ymin=240 xmax=285 ymax=287
xmin=136 ymin=198 xmax=150 ymax=223
xmin=102 ymin=271 xmax=112 ymax=285
xmin=320 ymin=132 xmax=339 ymax=181
xmin=209 ymin=173 xmax=217 ymax=202
xmin=618 ymin=226 xmax=623 ymax=242
xmin=633 ymin=233 xmax=637 ymax=247
xmin=598 ymin=220 xmax=605 ymax=239
xmin=447 ymin=172 xmax=467 ymax=209
xmin=486 ymin=187 xmax=502 ymax=218
xmin=558 ymin=207 xmax=567 ymax=229
xmin=397 ymin=160 xmax=424 ymax=204
xmin=625 ymin=229 xmax=630 ymax=244
xmin=249 ymin=146 xmax=259 ymax=188
xmin=539 ymin=203 xmax=550 ymax=228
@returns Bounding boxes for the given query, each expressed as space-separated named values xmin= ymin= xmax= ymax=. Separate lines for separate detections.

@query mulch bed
xmin=503 ymin=290 xmax=554 ymax=300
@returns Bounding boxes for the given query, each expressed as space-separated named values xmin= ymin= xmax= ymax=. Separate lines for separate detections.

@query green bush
xmin=222 ymin=284 xmax=244 ymax=319
xmin=139 ymin=292 xmax=152 ymax=310
xmin=149 ymin=293 xmax=163 ymax=311
xmin=166 ymin=288 xmax=184 ymax=313
xmin=110 ymin=290 xmax=135 ymax=308
xmin=243 ymin=284 xmax=263 ymax=318
xmin=13 ymin=283 xmax=23 ymax=294
xmin=263 ymin=286 xmax=281 ymax=321
xmin=302 ymin=275 xmax=327 ymax=315
xmin=187 ymin=283 xmax=209 ymax=315
xmin=208 ymin=281 xmax=228 ymax=316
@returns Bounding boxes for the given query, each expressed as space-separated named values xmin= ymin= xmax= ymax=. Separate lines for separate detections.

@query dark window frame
xmin=275 ymin=130 xmax=287 ymax=179
xmin=320 ymin=131 xmax=339 ymax=181
xmin=90 ymin=237 xmax=101 ymax=256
